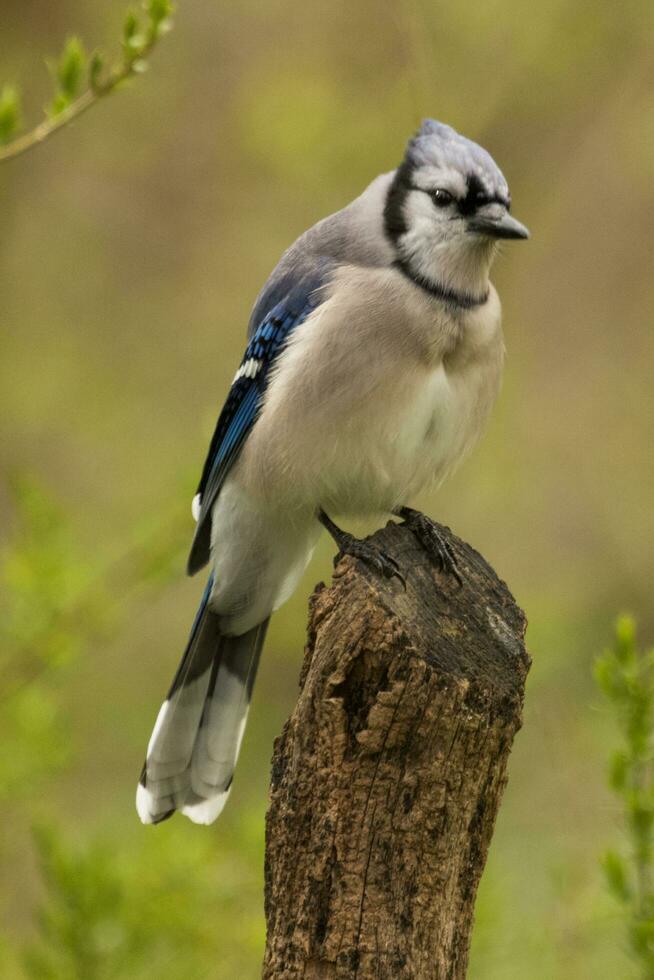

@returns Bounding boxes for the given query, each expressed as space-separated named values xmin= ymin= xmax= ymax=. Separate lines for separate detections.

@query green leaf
xmin=122 ymin=10 xmax=148 ymax=62
xmin=630 ymin=801 xmax=654 ymax=838
xmin=0 ymin=85 xmax=21 ymax=144
xmin=609 ymin=750 xmax=629 ymax=792
xmin=597 ymin=616 xmax=654 ymax=975
xmin=145 ymin=0 xmax=174 ymax=27
xmin=603 ymin=850 xmax=631 ymax=903
xmin=615 ymin=613 xmax=637 ymax=664
xmin=144 ymin=0 xmax=174 ymax=42
xmin=594 ymin=652 xmax=623 ymax=701
xmin=629 ymin=918 xmax=654 ymax=960
xmin=88 ymin=51 xmax=105 ymax=93
xmin=123 ymin=9 xmax=140 ymax=42
xmin=56 ymin=37 xmax=87 ymax=100
xmin=47 ymin=92 xmax=71 ymax=119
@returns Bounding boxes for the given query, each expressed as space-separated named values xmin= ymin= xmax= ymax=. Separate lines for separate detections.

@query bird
xmin=136 ymin=119 xmax=529 ymax=825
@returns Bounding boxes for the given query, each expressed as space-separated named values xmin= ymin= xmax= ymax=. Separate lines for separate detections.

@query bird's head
xmin=384 ymin=120 xmax=528 ymax=303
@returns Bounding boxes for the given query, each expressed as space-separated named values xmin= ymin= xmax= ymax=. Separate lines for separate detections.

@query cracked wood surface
xmin=263 ymin=519 xmax=530 ymax=979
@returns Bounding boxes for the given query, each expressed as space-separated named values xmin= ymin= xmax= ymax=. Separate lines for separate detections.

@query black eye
xmin=431 ymin=188 xmax=454 ymax=207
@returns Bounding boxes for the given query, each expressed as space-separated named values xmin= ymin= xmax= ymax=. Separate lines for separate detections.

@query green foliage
xmin=0 ymin=473 xmax=188 ymax=801
xmin=0 ymin=468 xmax=265 ymax=979
xmin=120 ymin=2 xmax=173 ymax=75
xmin=0 ymin=0 xmax=174 ymax=162
xmin=0 ymin=474 xmax=227 ymax=974
xmin=147 ymin=0 xmax=174 ymax=34
xmin=0 ymin=85 xmax=21 ymax=144
xmin=0 ymin=476 xmax=102 ymax=797
xmin=596 ymin=616 xmax=654 ymax=975
xmin=23 ymin=822 xmax=263 ymax=980
xmin=49 ymin=37 xmax=88 ymax=117
xmin=1 ymin=476 xmax=102 ymax=666
xmin=88 ymin=51 xmax=105 ymax=94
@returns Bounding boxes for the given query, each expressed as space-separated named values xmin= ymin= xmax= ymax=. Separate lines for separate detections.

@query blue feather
xmin=187 ymin=269 xmax=329 ymax=575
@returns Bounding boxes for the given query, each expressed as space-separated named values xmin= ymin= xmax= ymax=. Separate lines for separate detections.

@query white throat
xmin=399 ymin=191 xmax=496 ymax=302
xmin=402 ymin=235 xmax=495 ymax=301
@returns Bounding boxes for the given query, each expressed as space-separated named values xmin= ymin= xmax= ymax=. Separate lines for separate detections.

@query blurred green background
xmin=1 ymin=1 xmax=653 ymax=976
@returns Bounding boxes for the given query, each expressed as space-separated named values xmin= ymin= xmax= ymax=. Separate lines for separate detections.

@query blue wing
xmin=187 ymin=268 xmax=329 ymax=575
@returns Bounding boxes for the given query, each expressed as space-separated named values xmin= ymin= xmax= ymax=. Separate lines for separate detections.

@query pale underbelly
xmin=316 ymin=367 xmax=484 ymax=515
xmin=318 ymin=430 xmax=459 ymax=515
xmin=238 ymin=353 xmax=500 ymax=520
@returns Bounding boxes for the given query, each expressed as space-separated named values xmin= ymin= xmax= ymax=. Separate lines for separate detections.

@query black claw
xmin=318 ymin=509 xmax=405 ymax=586
xmin=395 ymin=507 xmax=463 ymax=587
xmin=335 ymin=533 xmax=405 ymax=586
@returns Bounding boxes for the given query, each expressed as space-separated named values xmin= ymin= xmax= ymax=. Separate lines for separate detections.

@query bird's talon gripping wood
xmin=395 ymin=506 xmax=463 ymax=586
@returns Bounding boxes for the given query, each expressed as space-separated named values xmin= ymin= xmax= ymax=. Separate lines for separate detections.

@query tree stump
xmin=263 ymin=519 xmax=530 ymax=979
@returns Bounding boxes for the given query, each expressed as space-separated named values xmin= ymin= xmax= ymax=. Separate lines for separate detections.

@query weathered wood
xmin=263 ymin=519 xmax=530 ymax=980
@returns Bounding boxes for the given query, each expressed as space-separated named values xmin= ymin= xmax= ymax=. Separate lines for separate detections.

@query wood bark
xmin=263 ymin=519 xmax=530 ymax=980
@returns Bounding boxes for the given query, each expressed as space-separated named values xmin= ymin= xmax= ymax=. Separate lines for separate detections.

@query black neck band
xmin=393 ymin=258 xmax=489 ymax=310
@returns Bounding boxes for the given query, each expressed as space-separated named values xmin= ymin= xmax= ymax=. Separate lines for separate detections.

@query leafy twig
xmin=595 ymin=615 xmax=654 ymax=976
xmin=0 ymin=0 xmax=173 ymax=164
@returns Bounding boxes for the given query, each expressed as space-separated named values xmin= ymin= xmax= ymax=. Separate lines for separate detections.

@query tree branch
xmin=0 ymin=0 xmax=173 ymax=165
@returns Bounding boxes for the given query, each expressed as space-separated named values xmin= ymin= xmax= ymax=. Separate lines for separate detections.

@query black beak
xmin=468 ymin=210 xmax=530 ymax=241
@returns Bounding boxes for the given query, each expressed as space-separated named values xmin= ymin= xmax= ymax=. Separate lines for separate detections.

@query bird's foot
xmin=318 ymin=509 xmax=404 ymax=584
xmin=394 ymin=507 xmax=463 ymax=586
xmin=335 ymin=531 xmax=404 ymax=582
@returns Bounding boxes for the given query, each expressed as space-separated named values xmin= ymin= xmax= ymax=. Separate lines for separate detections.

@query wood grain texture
xmin=263 ymin=519 xmax=530 ymax=979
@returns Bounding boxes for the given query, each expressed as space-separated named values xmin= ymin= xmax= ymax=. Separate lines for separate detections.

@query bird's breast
xmin=397 ymin=346 xmax=501 ymax=492
xmin=236 ymin=266 xmax=503 ymax=514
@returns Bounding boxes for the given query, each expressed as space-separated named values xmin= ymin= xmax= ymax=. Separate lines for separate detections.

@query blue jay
xmin=136 ymin=119 xmax=529 ymax=825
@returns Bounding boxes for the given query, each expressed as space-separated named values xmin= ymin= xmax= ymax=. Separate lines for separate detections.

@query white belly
xmin=391 ymin=364 xmax=457 ymax=496
xmin=318 ymin=358 xmax=496 ymax=515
